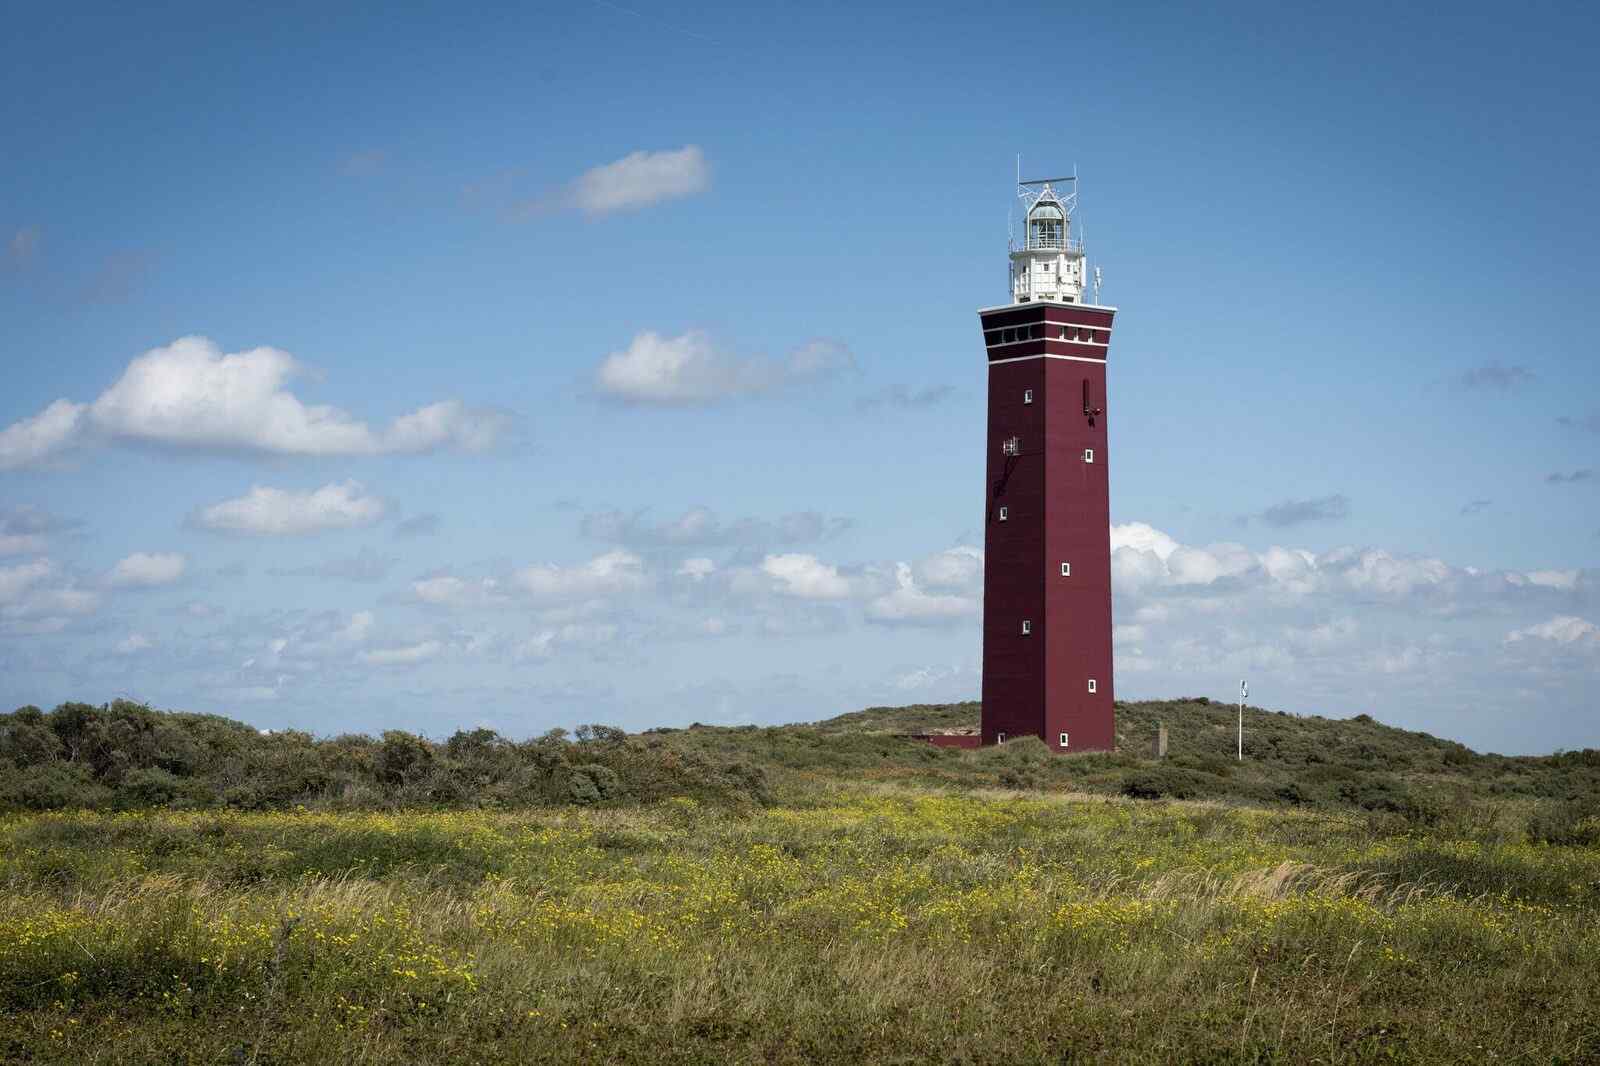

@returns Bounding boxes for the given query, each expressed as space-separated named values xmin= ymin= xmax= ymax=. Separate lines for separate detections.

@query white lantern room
xmin=1009 ymin=182 xmax=1086 ymax=304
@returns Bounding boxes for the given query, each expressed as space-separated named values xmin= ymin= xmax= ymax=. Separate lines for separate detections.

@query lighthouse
xmin=978 ymin=176 xmax=1116 ymax=752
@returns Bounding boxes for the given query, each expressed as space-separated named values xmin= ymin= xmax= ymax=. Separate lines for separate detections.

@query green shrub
xmin=1120 ymin=768 xmax=1218 ymax=800
xmin=376 ymin=731 xmax=433 ymax=785
xmin=0 ymin=762 xmax=114 ymax=810
xmin=1527 ymin=797 xmax=1600 ymax=846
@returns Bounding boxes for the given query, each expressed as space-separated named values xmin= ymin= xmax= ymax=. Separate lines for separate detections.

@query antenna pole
xmin=1238 ymin=680 xmax=1248 ymax=761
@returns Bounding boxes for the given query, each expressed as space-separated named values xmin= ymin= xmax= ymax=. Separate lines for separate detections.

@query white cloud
xmin=361 ymin=640 xmax=443 ymax=666
xmin=0 ymin=557 xmax=100 ymax=633
xmin=0 ymin=558 xmax=55 ymax=604
xmin=518 ymin=623 xmax=619 ymax=659
xmin=761 ymin=553 xmax=852 ymax=600
xmin=914 ymin=546 xmax=983 ymax=591
xmin=0 ymin=506 xmax=68 ymax=557
xmin=339 ymin=610 xmax=376 ymax=644
xmin=678 ymin=557 xmax=716 ymax=581
xmin=594 ymin=330 xmax=852 ymax=405
xmin=107 ymin=552 xmax=187 ymax=588
xmin=569 ymin=145 xmax=709 ymax=216
xmin=0 ymin=399 xmax=86 ymax=469
xmin=194 ymin=481 xmax=387 ymax=536
xmin=1505 ymin=616 xmax=1599 ymax=647
xmin=1111 ymin=522 xmax=1180 ymax=561
xmin=889 ymin=661 xmax=976 ymax=694
xmin=0 ymin=336 xmax=509 ymax=468
xmin=1521 ymin=570 xmax=1580 ymax=591
xmin=0 ymin=534 xmax=47 ymax=556
xmin=413 ymin=575 xmax=507 ymax=609
xmin=584 ymin=506 xmax=851 ymax=548
xmin=1324 ymin=548 xmax=1451 ymax=599
xmin=115 ymin=632 xmax=155 ymax=654
xmin=412 ymin=551 xmax=648 ymax=612
xmin=512 ymin=550 xmax=647 ymax=604
xmin=866 ymin=562 xmax=978 ymax=625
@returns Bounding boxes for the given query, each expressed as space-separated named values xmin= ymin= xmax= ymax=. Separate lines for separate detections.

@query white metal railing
xmin=1025 ymin=235 xmax=1084 ymax=252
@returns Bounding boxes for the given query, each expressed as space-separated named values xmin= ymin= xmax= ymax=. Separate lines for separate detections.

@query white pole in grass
xmin=1238 ymin=680 xmax=1248 ymax=762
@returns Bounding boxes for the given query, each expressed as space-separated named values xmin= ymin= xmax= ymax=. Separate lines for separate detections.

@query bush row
xmin=0 ymin=702 xmax=769 ymax=812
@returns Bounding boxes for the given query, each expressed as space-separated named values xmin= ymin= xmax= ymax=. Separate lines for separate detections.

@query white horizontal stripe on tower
xmin=987 ymin=353 xmax=1107 ymax=366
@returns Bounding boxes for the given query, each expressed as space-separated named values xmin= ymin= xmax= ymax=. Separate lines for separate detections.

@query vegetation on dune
xmin=1 ymin=794 xmax=1597 ymax=1063
xmin=657 ymin=698 xmax=1600 ymax=840
xmin=1 ymin=697 xmax=1597 ymax=1062
xmin=0 ymin=701 xmax=770 ymax=813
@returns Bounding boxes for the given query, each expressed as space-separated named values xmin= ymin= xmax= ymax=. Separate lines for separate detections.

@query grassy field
xmin=3 ymin=787 xmax=1599 ymax=1063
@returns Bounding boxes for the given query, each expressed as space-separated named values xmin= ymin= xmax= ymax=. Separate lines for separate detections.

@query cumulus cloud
xmin=413 ymin=551 xmax=649 ymax=612
xmin=107 ymin=552 xmax=187 ymax=588
xmin=518 ymin=623 xmax=619 ymax=659
xmin=1245 ymin=494 xmax=1351 ymax=528
xmin=0 ymin=557 xmax=99 ymax=633
xmin=1505 ymin=616 xmax=1599 ymax=647
xmin=0 ymin=336 xmax=510 ymax=469
xmin=339 ymin=611 xmax=376 ymax=644
xmin=866 ymin=562 xmax=978 ymax=625
xmin=513 ymin=550 xmax=647 ymax=604
xmin=677 ymin=558 xmax=716 ymax=581
xmin=413 ymin=575 xmax=508 ymax=609
xmin=0 ymin=534 xmax=48 ymax=560
xmin=1108 ymin=522 xmax=1600 ymax=612
xmin=568 ymin=146 xmax=709 ymax=217
xmin=913 ymin=546 xmax=984 ymax=591
xmin=0 ymin=400 xmax=86 ymax=470
xmin=360 ymin=640 xmax=442 ymax=666
xmin=761 ymin=553 xmax=853 ymax=600
xmin=594 ymin=330 xmax=853 ymax=405
xmin=114 ymin=632 xmax=155 ymax=654
xmin=582 ymin=506 xmax=851 ymax=549
xmin=1452 ymin=363 xmax=1535 ymax=390
xmin=0 ymin=505 xmax=77 ymax=556
xmin=0 ymin=558 xmax=56 ymax=605
xmin=194 ymin=481 xmax=388 ymax=536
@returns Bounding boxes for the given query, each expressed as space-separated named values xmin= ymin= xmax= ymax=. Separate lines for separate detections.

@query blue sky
xmin=2 ymin=1 xmax=1596 ymax=754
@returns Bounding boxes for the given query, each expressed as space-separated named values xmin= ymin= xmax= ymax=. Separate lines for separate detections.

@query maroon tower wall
xmin=979 ymin=304 xmax=1116 ymax=751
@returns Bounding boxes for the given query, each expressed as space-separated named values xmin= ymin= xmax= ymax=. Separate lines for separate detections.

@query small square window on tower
xmin=998 ymin=506 xmax=1008 ymax=522
xmin=1083 ymin=448 xmax=1095 ymax=463
xmin=1061 ymin=562 xmax=1071 ymax=577
xmin=1023 ymin=389 xmax=1033 ymax=404
xmin=1059 ymin=732 xmax=1069 ymax=748
xmin=1087 ymin=679 xmax=1098 ymax=693
xmin=1021 ymin=619 xmax=1032 ymax=635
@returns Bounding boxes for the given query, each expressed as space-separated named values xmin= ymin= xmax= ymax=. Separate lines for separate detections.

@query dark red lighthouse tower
xmin=978 ymin=176 xmax=1116 ymax=752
